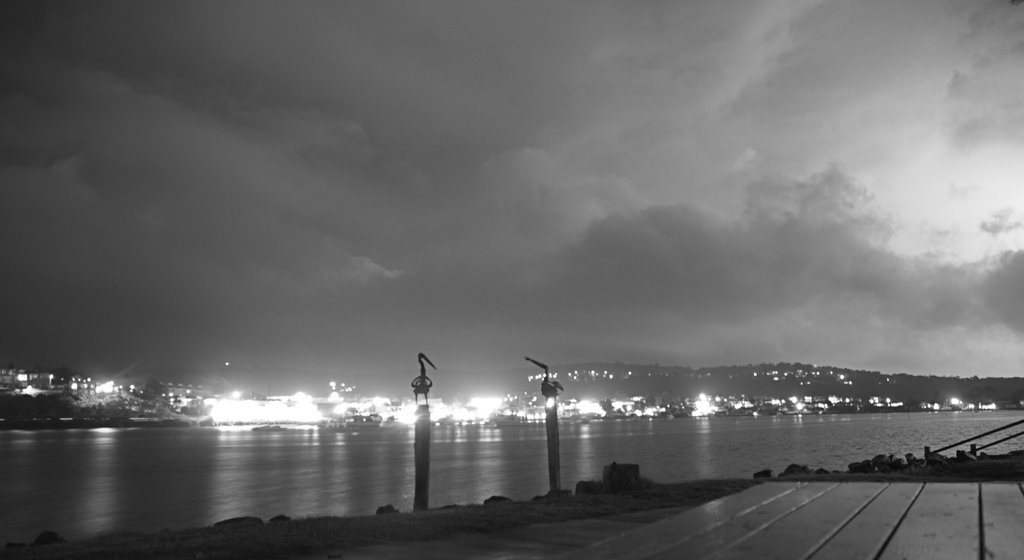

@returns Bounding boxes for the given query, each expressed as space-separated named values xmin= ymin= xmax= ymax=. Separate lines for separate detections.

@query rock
xmin=848 ymin=460 xmax=874 ymax=474
xmin=214 ymin=516 xmax=263 ymax=527
xmin=531 ymin=495 xmax=546 ymax=501
xmin=814 ymin=468 xmax=830 ymax=475
xmin=440 ymin=504 xmax=460 ymax=509
xmin=575 ymin=480 xmax=604 ymax=495
xmin=547 ymin=489 xmax=572 ymax=499
xmin=484 ymin=495 xmax=512 ymax=505
xmin=956 ymin=450 xmax=978 ymax=461
xmin=31 ymin=531 xmax=65 ymax=546
xmin=870 ymin=454 xmax=893 ymax=470
xmin=603 ymin=462 xmax=641 ymax=493
xmin=375 ymin=504 xmax=398 ymax=514
xmin=269 ymin=515 xmax=291 ymax=523
xmin=780 ymin=464 xmax=811 ymax=477
xmin=753 ymin=469 xmax=773 ymax=479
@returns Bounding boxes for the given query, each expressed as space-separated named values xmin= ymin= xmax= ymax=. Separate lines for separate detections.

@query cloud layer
xmin=3 ymin=1 xmax=1024 ymax=388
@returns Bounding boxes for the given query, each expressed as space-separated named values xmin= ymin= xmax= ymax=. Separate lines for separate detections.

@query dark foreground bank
xmin=10 ymin=456 xmax=1024 ymax=560
xmin=3 ymin=478 xmax=759 ymax=560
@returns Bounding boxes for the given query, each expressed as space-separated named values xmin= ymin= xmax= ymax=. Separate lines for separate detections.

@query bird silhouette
xmin=412 ymin=353 xmax=436 ymax=404
xmin=527 ymin=356 xmax=563 ymax=398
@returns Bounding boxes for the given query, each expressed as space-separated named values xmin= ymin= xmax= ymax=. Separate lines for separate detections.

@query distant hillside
xmin=545 ymin=361 xmax=1024 ymax=406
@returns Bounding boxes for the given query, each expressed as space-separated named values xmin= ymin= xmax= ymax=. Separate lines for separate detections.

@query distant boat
xmin=318 ymin=419 xmax=346 ymax=431
xmin=487 ymin=414 xmax=527 ymax=427
xmin=346 ymin=413 xmax=383 ymax=427
xmin=252 ymin=425 xmax=287 ymax=432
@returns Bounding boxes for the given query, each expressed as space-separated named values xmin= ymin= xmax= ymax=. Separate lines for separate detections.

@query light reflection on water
xmin=1 ymin=411 xmax=1023 ymax=543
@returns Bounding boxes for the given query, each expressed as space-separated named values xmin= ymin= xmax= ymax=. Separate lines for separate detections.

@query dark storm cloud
xmin=946 ymin=3 xmax=1024 ymax=149
xmin=3 ymin=1 xmax=1024 ymax=384
xmin=981 ymin=209 xmax=1023 ymax=236
xmin=540 ymin=167 xmax=981 ymax=332
xmin=981 ymin=251 xmax=1024 ymax=333
xmin=0 ymin=57 xmax=404 ymax=370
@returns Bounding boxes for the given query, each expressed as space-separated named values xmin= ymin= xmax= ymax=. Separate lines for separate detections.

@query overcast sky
xmin=2 ymin=1 xmax=1024 ymax=391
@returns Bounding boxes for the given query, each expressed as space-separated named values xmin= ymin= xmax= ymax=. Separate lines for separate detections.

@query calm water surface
xmin=2 ymin=411 xmax=1022 ymax=543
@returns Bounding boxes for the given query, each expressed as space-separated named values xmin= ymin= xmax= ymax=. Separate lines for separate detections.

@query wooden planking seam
xmin=803 ymin=483 xmax=923 ymax=560
xmin=977 ymin=482 xmax=1024 ymax=560
xmin=705 ymin=482 xmax=890 ymax=560
xmin=647 ymin=482 xmax=842 ymax=559
xmin=977 ymin=482 xmax=984 ymax=560
xmin=791 ymin=482 xmax=891 ymax=560
xmin=876 ymin=483 xmax=980 ymax=560
xmin=560 ymin=482 xmax=810 ymax=560
xmin=865 ymin=482 xmax=925 ymax=560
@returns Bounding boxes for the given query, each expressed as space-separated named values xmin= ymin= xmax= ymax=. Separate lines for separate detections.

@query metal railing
xmin=925 ymin=417 xmax=1024 ymax=457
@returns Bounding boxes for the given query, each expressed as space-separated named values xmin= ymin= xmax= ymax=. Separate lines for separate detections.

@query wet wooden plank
xmin=981 ymin=483 xmax=1024 ymax=560
xmin=643 ymin=483 xmax=840 ymax=560
xmin=518 ymin=518 xmax=639 ymax=547
xmin=565 ymin=482 xmax=806 ymax=560
xmin=877 ymin=483 xmax=979 ymax=560
xmin=809 ymin=482 xmax=922 ymax=560
xmin=714 ymin=482 xmax=889 ymax=560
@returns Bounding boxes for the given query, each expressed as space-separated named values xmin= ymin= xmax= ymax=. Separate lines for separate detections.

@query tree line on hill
xmin=547 ymin=361 xmax=1024 ymax=407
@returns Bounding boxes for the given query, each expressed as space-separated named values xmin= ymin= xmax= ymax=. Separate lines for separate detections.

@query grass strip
xmin=3 ymin=479 xmax=758 ymax=560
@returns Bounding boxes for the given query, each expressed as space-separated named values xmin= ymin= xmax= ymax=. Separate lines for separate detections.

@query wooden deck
xmin=568 ymin=482 xmax=1024 ymax=560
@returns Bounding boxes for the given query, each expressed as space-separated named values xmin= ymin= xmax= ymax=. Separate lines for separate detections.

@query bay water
xmin=2 ymin=411 xmax=1022 ymax=544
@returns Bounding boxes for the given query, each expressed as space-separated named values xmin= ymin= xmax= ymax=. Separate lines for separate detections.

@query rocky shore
xmin=753 ymin=449 xmax=1024 ymax=479
xmin=0 ymin=417 xmax=200 ymax=430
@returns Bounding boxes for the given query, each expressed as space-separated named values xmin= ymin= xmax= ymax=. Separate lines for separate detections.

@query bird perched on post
xmin=541 ymin=376 xmax=563 ymax=398
xmin=526 ymin=356 xmax=563 ymax=398
xmin=412 ymin=353 xmax=436 ymax=405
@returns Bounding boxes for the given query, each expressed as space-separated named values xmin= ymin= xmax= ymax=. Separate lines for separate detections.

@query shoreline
xmin=8 ymin=462 xmax=1024 ymax=560
xmin=1 ymin=407 xmax=1016 ymax=431
xmin=3 ymin=478 xmax=759 ymax=560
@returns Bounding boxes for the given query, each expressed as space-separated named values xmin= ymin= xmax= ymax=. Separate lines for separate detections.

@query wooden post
xmin=526 ymin=356 xmax=564 ymax=496
xmin=411 ymin=353 xmax=436 ymax=512
xmin=414 ymin=404 xmax=431 ymax=511
xmin=924 ymin=445 xmax=930 ymax=458
xmin=970 ymin=443 xmax=977 ymax=455
xmin=546 ymin=397 xmax=560 ymax=493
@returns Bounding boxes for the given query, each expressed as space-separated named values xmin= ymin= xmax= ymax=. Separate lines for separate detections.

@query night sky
xmin=3 ymin=1 xmax=1024 ymax=392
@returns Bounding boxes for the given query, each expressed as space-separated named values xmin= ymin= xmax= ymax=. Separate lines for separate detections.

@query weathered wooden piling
xmin=411 ymin=353 xmax=436 ymax=511
xmin=526 ymin=356 xmax=565 ymax=494
xmin=414 ymin=404 xmax=431 ymax=511
xmin=545 ymin=396 xmax=560 ymax=492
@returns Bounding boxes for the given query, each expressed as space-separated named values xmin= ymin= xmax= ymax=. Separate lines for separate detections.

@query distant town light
xmin=210 ymin=397 xmax=322 ymax=424
xmin=692 ymin=394 xmax=716 ymax=417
